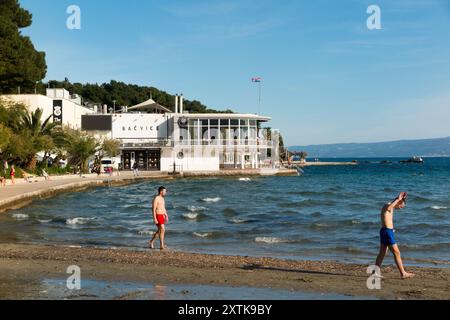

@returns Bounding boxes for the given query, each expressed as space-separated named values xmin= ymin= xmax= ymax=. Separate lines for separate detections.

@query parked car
xmin=100 ymin=159 xmax=113 ymax=173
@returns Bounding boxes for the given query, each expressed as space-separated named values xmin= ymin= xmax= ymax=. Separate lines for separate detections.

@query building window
xmin=202 ymin=127 xmax=209 ymax=142
xmin=220 ymin=127 xmax=227 ymax=144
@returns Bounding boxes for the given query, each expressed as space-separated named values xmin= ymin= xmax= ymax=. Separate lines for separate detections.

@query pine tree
xmin=0 ymin=0 xmax=47 ymax=93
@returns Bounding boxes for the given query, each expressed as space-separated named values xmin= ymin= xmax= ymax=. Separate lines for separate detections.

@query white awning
xmin=127 ymin=98 xmax=172 ymax=113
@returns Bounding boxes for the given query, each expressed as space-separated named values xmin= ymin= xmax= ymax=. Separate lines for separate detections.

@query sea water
xmin=1 ymin=158 xmax=449 ymax=267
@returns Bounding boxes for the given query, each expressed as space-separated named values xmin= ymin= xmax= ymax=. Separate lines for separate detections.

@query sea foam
xmin=12 ymin=213 xmax=29 ymax=220
xmin=431 ymin=206 xmax=447 ymax=210
xmin=183 ymin=213 xmax=199 ymax=220
xmin=201 ymin=197 xmax=221 ymax=203
xmin=187 ymin=206 xmax=207 ymax=212
xmin=193 ymin=232 xmax=211 ymax=238
xmin=66 ymin=217 xmax=95 ymax=225
xmin=138 ymin=230 xmax=153 ymax=236
xmin=229 ymin=218 xmax=246 ymax=224
xmin=255 ymin=237 xmax=287 ymax=244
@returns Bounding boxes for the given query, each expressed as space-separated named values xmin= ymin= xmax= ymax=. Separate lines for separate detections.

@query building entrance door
xmin=122 ymin=152 xmax=132 ymax=170
xmin=148 ymin=150 xmax=161 ymax=171
xmin=122 ymin=150 xmax=160 ymax=171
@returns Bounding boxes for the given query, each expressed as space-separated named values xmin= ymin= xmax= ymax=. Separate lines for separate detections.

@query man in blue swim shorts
xmin=375 ymin=192 xmax=415 ymax=279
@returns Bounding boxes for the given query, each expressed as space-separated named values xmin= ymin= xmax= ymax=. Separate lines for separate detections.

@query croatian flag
xmin=252 ymin=77 xmax=262 ymax=83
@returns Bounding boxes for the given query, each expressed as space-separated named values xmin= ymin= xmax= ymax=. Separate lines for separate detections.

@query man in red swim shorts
xmin=149 ymin=186 xmax=169 ymax=250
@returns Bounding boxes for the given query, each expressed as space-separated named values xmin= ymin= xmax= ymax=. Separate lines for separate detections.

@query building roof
xmin=127 ymin=98 xmax=172 ymax=113
xmin=179 ymin=113 xmax=271 ymax=122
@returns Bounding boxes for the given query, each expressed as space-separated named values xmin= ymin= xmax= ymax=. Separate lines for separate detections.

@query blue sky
xmin=19 ymin=0 xmax=450 ymax=146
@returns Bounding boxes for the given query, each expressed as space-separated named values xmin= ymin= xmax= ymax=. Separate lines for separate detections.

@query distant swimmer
xmin=374 ymin=192 xmax=415 ymax=279
xmin=149 ymin=186 xmax=169 ymax=250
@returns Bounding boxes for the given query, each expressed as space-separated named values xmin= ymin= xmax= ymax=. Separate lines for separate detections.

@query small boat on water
xmin=400 ymin=156 xmax=424 ymax=164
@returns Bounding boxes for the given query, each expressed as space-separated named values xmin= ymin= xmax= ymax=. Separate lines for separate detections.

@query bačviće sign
xmin=111 ymin=114 xmax=168 ymax=139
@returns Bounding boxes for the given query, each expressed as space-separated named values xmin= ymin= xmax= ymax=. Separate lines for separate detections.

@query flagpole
xmin=258 ymin=81 xmax=261 ymax=115
xmin=252 ymin=77 xmax=262 ymax=114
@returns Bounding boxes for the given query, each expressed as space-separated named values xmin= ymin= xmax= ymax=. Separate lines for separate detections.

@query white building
xmin=2 ymin=90 xmax=280 ymax=172
xmin=82 ymin=96 xmax=280 ymax=172
xmin=2 ymin=88 xmax=94 ymax=129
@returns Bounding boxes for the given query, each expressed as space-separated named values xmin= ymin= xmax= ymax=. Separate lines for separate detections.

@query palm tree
xmin=63 ymin=129 xmax=100 ymax=174
xmin=0 ymin=100 xmax=36 ymax=166
xmin=298 ymin=151 xmax=308 ymax=161
xmin=0 ymin=124 xmax=11 ymax=153
xmin=99 ymin=139 xmax=121 ymax=159
xmin=19 ymin=108 xmax=59 ymax=170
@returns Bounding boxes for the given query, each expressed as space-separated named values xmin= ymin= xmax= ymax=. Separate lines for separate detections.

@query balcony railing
xmin=121 ymin=139 xmax=174 ymax=149
xmin=120 ymin=139 xmax=274 ymax=149
xmin=177 ymin=139 xmax=274 ymax=147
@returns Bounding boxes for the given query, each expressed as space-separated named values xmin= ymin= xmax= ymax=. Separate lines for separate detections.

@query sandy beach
xmin=0 ymin=243 xmax=448 ymax=300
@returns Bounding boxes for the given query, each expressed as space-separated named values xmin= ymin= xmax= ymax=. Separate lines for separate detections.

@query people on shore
xmin=132 ymin=162 xmax=140 ymax=177
xmin=23 ymin=172 xmax=32 ymax=183
xmin=10 ymin=165 xmax=15 ymax=185
xmin=0 ymin=175 xmax=6 ymax=187
xmin=95 ymin=164 xmax=101 ymax=176
xmin=42 ymin=169 xmax=50 ymax=181
xmin=2 ymin=160 xmax=7 ymax=178
xmin=116 ymin=163 xmax=121 ymax=177
xmin=149 ymin=186 xmax=169 ymax=251
xmin=374 ymin=192 xmax=414 ymax=279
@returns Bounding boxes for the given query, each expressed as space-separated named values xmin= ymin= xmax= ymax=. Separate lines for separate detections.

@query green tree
xmin=44 ymin=79 xmax=232 ymax=114
xmin=0 ymin=0 xmax=47 ymax=93
xmin=0 ymin=123 xmax=11 ymax=151
xmin=100 ymin=139 xmax=121 ymax=158
xmin=277 ymin=132 xmax=289 ymax=161
xmin=0 ymin=99 xmax=29 ymax=164
xmin=19 ymin=108 xmax=58 ymax=170
xmin=63 ymin=129 xmax=100 ymax=174
xmin=298 ymin=151 xmax=308 ymax=161
xmin=0 ymin=98 xmax=27 ymax=129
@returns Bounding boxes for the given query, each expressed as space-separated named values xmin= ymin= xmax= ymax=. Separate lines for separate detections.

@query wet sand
xmin=0 ymin=244 xmax=448 ymax=300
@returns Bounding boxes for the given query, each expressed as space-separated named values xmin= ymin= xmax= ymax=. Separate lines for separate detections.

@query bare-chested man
xmin=375 ymin=192 xmax=414 ymax=279
xmin=149 ymin=186 xmax=169 ymax=250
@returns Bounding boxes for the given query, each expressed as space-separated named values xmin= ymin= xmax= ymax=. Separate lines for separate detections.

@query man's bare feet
xmin=149 ymin=241 xmax=154 ymax=249
xmin=401 ymin=272 xmax=415 ymax=279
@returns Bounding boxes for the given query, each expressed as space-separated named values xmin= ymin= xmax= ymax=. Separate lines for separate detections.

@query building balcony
xmin=119 ymin=139 xmax=275 ymax=149
xmin=121 ymin=139 xmax=174 ymax=149
xmin=176 ymin=139 xmax=274 ymax=148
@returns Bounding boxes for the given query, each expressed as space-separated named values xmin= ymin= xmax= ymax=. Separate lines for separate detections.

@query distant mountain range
xmin=289 ymin=137 xmax=450 ymax=158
